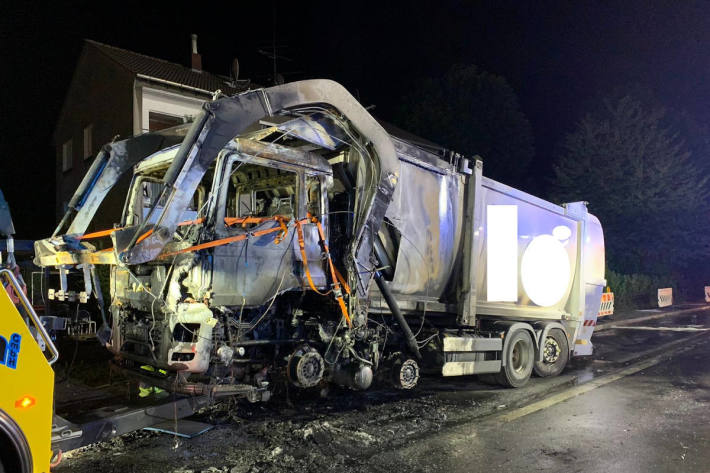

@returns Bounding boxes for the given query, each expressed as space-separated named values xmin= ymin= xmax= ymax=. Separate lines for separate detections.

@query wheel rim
xmin=398 ymin=359 xmax=420 ymax=389
xmin=542 ymin=336 xmax=561 ymax=364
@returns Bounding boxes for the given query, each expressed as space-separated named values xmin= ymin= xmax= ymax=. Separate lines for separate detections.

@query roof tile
xmin=86 ymin=39 xmax=248 ymax=95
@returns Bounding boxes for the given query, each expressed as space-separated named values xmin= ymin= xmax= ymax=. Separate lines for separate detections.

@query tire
xmin=496 ymin=329 xmax=534 ymax=388
xmin=533 ymin=328 xmax=569 ymax=378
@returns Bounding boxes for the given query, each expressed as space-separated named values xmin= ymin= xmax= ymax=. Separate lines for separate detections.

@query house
xmin=53 ymin=35 xmax=249 ymax=231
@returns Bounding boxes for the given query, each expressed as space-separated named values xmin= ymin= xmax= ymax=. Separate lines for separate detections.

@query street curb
xmin=596 ymin=305 xmax=710 ymax=332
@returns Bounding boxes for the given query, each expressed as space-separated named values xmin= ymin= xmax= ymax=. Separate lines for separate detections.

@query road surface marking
xmin=499 ymin=333 xmax=708 ymax=423
xmin=595 ymin=306 xmax=710 ymax=332
xmin=612 ymin=326 xmax=710 ymax=332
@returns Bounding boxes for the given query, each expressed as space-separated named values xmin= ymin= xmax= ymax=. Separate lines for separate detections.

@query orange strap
xmin=294 ymin=218 xmax=331 ymax=296
xmin=309 ymin=213 xmax=352 ymax=328
xmin=136 ymin=229 xmax=153 ymax=243
xmin=160 ymin=222 xmax=289 ymax=258
xmin=225 ymin=215 xmax=290 ymax=244
xmin=333 ymin=266 xmax=351 ymax=295
xmin=79 ymin=228 xmax=118 ymax=240
xmin=224 ymin=216 xmax=277 ymax=227
xmin=81 ymin=217 xmax=267 ymax=254
xmin=100 ymin=212 xmax=353 ymax=328
xmin=79 ymin=218 xmax=204 ymax=240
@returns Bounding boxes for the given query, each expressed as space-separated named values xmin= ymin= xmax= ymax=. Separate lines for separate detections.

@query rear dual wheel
xmin=478 ymin=327 xmax=568 ymax=387
xmin=533 ymin=328 xmax=569 ymax=378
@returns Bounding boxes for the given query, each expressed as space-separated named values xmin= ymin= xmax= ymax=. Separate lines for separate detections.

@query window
xmin=62 ymin=140 xmax=73 ymax=171
xmin=225 ymin=162 xmax=298 ymax=221
xmin=83 ymin=124 xmax=93 ymax=159
xmin=140 ymin=87 xmax=203 ymax=134
xmin=131 ymin=177 xmax=204 ymax=227
xmin=125 ymin=157 xmax=213 ymax=235
xmin=148 ymin=111 xmax=184 ymax=131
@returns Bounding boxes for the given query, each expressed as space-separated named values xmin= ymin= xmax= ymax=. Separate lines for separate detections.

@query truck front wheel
xmin=497 ymin=329 xmax=534 ymax=388
xmin=533 ymin=328 xmax=569 ymax=377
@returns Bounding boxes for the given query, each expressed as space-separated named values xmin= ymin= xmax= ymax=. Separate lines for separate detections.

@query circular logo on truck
xmin=521 ymin=234 xmax=571 ymax=307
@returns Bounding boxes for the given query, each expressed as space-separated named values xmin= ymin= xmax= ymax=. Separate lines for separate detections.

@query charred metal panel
xmin=119 ymin=80 xmax=399 ymax=302
xmin=391 ymin=137 xmax=455 ymax=174
xmin=56 ymin=126 xmax=189 ymax=237
xmin=207 ymin=148 xmax=331 ymax=306
xmin=210 ymin=229 xmax=301 ymax=307
xmin=383 ymin=159 xmax=464 ymax=299
xmin=228 ymin=139 xmax=333 ymax=176
xmin=269 ymin=112 xmax=348 ymax=151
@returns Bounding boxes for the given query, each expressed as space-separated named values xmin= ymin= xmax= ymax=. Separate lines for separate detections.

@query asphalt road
xmin=54 ymin=307 xmax=710 ymax=473
xmin=370 ymin=328 xmax=710 ymax=472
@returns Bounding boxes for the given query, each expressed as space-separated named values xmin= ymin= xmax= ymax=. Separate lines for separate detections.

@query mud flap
xmin=574 ymin=283 xmax=603 ymax=356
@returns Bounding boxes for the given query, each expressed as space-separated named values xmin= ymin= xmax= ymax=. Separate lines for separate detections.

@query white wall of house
xmin=133 ymin=84 xmax=207 ymax=135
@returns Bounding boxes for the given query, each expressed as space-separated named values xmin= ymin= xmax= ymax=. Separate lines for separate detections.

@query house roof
xmin=86 ymin=39 xmax=247 ymax=96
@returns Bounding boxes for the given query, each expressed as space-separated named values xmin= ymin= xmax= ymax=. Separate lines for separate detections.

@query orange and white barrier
xmin=597 ymin=292 xmax=614 ymax=317
xmin=658 ymin=288 xmax=673 ymax=308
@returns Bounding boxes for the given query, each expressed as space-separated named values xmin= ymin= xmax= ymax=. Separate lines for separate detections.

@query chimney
xmin=191 ymin=34 xmax=202 ymax=71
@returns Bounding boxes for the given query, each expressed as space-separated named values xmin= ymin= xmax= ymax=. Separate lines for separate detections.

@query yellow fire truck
xmin=0 ymin=268 xmax=58 ymax=473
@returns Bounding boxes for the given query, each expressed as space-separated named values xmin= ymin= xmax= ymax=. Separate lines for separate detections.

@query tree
xmin=396 ymin=65 xmax=534 ymax=187
xmin=551 ymin=94 xmax=710 ymax=276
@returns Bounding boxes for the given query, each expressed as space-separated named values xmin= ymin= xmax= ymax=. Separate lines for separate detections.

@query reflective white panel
xmin=521 ymin=234 xmax=571 ymax=306
xmin=552 ymin=225 xmax=572 ymax=242
xmin=487 ymin=205 xmax=518 ymax=302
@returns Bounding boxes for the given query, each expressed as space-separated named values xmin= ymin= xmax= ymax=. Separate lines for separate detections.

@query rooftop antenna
xmin=257 ymin=5 xmax=294 ymax=85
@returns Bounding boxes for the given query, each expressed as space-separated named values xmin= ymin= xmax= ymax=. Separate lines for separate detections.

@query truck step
xmin=442 ymin=336 xmax=502 ymax=352
xmin=442 ymin=360 xmax=502 ymax=376
xmin=441 ymin=336 xmax=503 ymax=376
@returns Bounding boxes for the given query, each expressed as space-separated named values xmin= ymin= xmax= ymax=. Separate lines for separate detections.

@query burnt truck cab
xmin=110 ymin=131 xmax=338 ymax=376
xmin=34 ymin=79 xmax=605 ymax=398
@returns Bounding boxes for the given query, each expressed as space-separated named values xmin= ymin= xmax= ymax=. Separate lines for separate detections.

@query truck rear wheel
xmin=533 ymin=328 xmax=569 ymax=377
xmin=496 ymin=329 xmax=534 ymax=388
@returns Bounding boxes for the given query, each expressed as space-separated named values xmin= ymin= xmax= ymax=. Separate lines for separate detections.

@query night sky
xmin=2 ymin=0 xmax=709 ymax=239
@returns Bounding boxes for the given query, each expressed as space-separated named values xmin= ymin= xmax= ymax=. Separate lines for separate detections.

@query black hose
xmin=373 ymin=270 xmax=422 ymax=360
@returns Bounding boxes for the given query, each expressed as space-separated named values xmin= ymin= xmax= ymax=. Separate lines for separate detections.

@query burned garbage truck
xmin=35 ymin=79 xmax=606 ymax=400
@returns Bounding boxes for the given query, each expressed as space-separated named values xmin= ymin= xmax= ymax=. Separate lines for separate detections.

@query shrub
xmin=606 ymin=269 xmax=678 ymax=310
